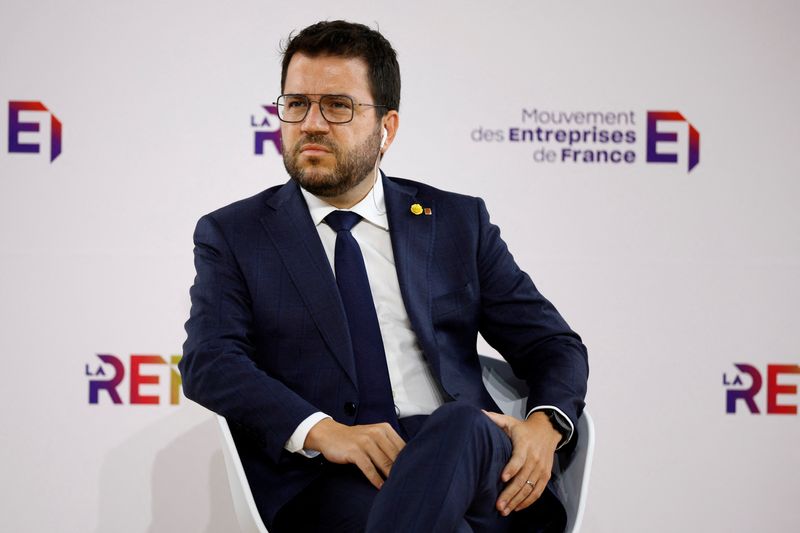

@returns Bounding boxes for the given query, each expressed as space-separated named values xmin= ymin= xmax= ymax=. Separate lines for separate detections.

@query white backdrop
xmin=1 ymin=1 xmax=798 ymax=531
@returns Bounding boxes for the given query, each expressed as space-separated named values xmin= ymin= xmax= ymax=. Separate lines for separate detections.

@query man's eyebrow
xmin=284 ymin=93 xmax=354 ymax=97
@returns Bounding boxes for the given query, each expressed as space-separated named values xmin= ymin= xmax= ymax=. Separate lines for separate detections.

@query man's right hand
xmin=304 ymin=418 xmax=406 ymax=489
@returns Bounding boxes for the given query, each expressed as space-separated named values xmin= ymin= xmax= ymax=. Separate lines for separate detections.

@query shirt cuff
xmin=284 ymin=412 xmax=332 ymax=458
xmin=526 ymin=405 xmax=574 ymax=450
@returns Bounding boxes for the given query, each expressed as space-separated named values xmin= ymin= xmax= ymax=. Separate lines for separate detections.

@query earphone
xmin=373 ymin=127 xmax=388 ymax=215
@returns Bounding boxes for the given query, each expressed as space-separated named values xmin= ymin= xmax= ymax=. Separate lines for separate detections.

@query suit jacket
xmin=180 ymin=175 xmax=588 ymax=527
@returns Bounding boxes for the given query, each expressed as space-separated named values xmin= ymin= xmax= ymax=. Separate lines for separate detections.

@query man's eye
xmin=326 ymin=98 xmax=353 ymax=110
xmin=286 ymin=99 xmax=307 ymax=109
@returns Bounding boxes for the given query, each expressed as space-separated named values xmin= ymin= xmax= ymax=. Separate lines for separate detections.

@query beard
xmin=283 ymin=127 xmax=381 ymax=198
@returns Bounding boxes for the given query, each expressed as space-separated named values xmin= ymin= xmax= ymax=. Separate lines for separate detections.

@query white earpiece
xmin=381 ymin=128 xmax=388 ymax=149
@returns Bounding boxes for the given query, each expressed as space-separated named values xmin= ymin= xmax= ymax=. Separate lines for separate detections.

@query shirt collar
xmin=299 ymin=171 xmax=389 ymax=231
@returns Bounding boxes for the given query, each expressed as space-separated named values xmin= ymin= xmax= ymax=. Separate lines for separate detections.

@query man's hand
xmin=483 ymin=410 xmax=562 ymax=516
xmin=304 ymin=418 xmax=406 ymax=489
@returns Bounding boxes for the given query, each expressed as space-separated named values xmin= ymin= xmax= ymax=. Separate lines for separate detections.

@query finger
xmin=367 ymin=425 xmax=404 ymax=473
xmin=513 ymin=484 xmax=543 ymax=512
xmin=377 ymin=423 xmax=406 ymax=459
xmin=364 ymin=439 xmax=395 ymax=479
xmin=496 ymin=464 xmax=533 ymax=513
xmin=500 ymin=449 xmax=526 ymax=482
xmin=495 ymin=449 xmax=528 ymax=509
xmin=496 ymin=472 xmax=532 ymax=514
xmin=482 ymin=410 xmax=510 ymax=432
xmin=514 ymin=471 xmax=550 ymax=512
xmin=374 ymin=437 xmax=401 ymax=470
xmin=354 ymin=454 xmax=385 ymax=490
xmin=505 ymin=474 xmax=537 ymax=512
xmin=387 ymin=426 xmax=406 ymax=453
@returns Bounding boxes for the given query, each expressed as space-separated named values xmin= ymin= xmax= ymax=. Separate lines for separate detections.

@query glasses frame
xmin=274 ymin=94 xmax=388 ymax=124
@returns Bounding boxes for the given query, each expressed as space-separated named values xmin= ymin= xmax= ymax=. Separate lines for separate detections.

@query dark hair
xmin=281 ymin=20 xmax=400 ymax=117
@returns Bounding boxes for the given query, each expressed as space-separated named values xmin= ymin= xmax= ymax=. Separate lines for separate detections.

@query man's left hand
xmin=483 ymin=410 xmax=562 ymax=516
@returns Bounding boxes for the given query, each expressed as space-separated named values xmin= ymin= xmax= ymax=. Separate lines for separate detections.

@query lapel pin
xmin=423 ymin=207 xmax=432 ymax=216
xmin=410 ymin=203 xmax=423 ymax=215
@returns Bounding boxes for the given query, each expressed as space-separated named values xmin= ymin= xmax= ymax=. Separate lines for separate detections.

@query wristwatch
xmin=540 ymin=408 xmax=571 ymax=446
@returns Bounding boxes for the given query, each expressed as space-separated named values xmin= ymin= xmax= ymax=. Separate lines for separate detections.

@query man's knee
xmin=426 ymin=402 xmax=505 ymax=443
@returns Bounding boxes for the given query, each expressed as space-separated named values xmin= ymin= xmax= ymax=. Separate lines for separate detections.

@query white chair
xmin=217 ymin=414 xmax=270 ymax=533
xmin=218 ymin=356 xmax=594 ymax=533
xmin=480 ymin=355 xmax=594 ymax=533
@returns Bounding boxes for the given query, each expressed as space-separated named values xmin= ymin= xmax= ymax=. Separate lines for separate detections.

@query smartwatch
xmin=540 ymin=408 xmax=571 ymax=446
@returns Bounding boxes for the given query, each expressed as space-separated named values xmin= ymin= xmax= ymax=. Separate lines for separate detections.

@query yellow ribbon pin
xmin=410 ymin=203 xmax=423 ymax=215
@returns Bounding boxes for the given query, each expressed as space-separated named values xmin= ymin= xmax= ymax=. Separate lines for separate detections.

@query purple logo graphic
xmin=8 ymin=101 xmax=62 ymax=162
xmin=646 ymin=111 xmax=699 ymax=172
xmin=252 ymin=105 xmax=282 ymax=155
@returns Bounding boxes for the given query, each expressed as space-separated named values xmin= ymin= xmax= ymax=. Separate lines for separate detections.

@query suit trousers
xmin=272 ymin=402 xmax=565 ymax=533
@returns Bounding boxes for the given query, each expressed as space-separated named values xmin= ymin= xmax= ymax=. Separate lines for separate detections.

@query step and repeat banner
xmin=1 ymin=1 xmax=798 ymax=532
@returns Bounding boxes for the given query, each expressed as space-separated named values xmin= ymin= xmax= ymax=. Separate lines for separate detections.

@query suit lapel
xmin=259 ymin=180 xmax=357 ymax=387
xmin=383 ymin=176 xmax=443 ymax=380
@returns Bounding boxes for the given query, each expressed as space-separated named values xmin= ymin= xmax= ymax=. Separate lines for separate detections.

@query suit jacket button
xmin=344 ymin=402 xmax=357 ymax=416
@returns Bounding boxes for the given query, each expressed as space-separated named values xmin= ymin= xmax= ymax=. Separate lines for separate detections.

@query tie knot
xmin=325 ymin=211 xmax=362 ymax=232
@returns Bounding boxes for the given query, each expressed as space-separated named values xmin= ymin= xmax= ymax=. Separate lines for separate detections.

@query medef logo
xmin=646 ymin=111 xmax=699 ymax=172
xmin=252 ymin=104 xmax=282 ymax=156
xmin=7 ymin=100 xmax=62 ymax=162
xmin=472 ymin=107 xmax=700 ymax=172
xmin=724 ymin=363 xmax=800 ymax=414
xmin=86 ymin=354 xmax=182 ymax=405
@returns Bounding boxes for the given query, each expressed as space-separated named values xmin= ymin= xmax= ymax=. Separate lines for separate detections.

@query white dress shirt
xmin=284 ymin=174 xmax=573 ymax=455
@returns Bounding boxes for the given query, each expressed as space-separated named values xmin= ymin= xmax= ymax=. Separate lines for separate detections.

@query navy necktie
xmin=324 ymin=211 xmax=399 ymax=431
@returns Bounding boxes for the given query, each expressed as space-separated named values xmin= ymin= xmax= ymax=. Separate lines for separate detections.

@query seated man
xmin=180 ymin=20 xmax=588 ymax=533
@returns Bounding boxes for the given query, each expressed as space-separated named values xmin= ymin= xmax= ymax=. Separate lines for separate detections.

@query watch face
xmin=546 ymin=410 xmax=570 ymax=438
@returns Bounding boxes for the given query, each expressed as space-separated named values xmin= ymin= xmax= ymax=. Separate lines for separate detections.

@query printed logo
xmin=7 ymin=100 xmax=62 ymax=162
xmin=252 ymin=104 xmax=282 ymax=156
xmin=646 ymin=111 xmax=700 ymax=172
xmin=86 ymin=354 xmax=182 ymax=405
xmin=470 ymin=107 xmax=700 ymax=172
xmin=723 ymin=363 xmax=800 ymax=414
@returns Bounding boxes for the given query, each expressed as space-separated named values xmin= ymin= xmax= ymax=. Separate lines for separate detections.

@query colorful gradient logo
xmin=7 ymin=100 xmax=62 ymax=162
xmin=252 ymin=104 xmax=282 ymax=156
xmin=724 ymin=363 xmax=800 ymax=414
xmin=86 ymin=354 xmax=182 ymax=405
xmin=472 ymin=107 xmax=701 ymax=172
xmin=646 ymin=111 xmax=699 ymax=172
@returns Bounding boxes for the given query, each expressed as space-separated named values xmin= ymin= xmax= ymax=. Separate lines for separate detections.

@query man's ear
xmin=380 ymin=111 xmax=399 ymax=154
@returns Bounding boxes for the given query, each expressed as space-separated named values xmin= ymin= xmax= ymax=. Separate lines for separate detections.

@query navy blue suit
xmin=180 ymin=175 xmax=588 ymax=530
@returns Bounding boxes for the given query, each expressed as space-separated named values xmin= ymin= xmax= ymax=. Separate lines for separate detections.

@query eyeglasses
xmin=274 ymin=94 xmax=387 ymax=124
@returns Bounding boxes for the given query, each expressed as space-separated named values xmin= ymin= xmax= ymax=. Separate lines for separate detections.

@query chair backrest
xmin=480 ymin=355 xmax=594 ymax=533
xmin=217 ymin=415 xmax=270 ymax=533
xmin=560 ymin=410 xmax=594 ymax=533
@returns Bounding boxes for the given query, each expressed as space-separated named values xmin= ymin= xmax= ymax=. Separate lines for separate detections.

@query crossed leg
xmin=367 ymin=402 xmax=515 ymax=533
xmin=274 ymin=402 xmax=560 ymax=533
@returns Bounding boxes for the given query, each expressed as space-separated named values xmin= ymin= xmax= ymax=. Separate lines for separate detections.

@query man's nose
xmin=300 ymin=101 xmax=330 ymax=134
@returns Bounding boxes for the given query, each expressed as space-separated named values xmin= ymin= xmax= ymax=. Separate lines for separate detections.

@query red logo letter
xmin=130 ymin=355 xmax=166 ymax=404
xmin=767 ymin=364 xmax=800 ymax=414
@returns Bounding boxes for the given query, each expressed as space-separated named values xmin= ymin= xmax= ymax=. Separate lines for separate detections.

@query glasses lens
xmin=320 ymin=95 xmax=354 ymax=123
xmin=277 ymin=95 xmax=309 ymax=122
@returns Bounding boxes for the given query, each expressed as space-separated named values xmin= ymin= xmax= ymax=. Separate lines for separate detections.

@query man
xmin=181 ymin=20 xmax=588 ymax=533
